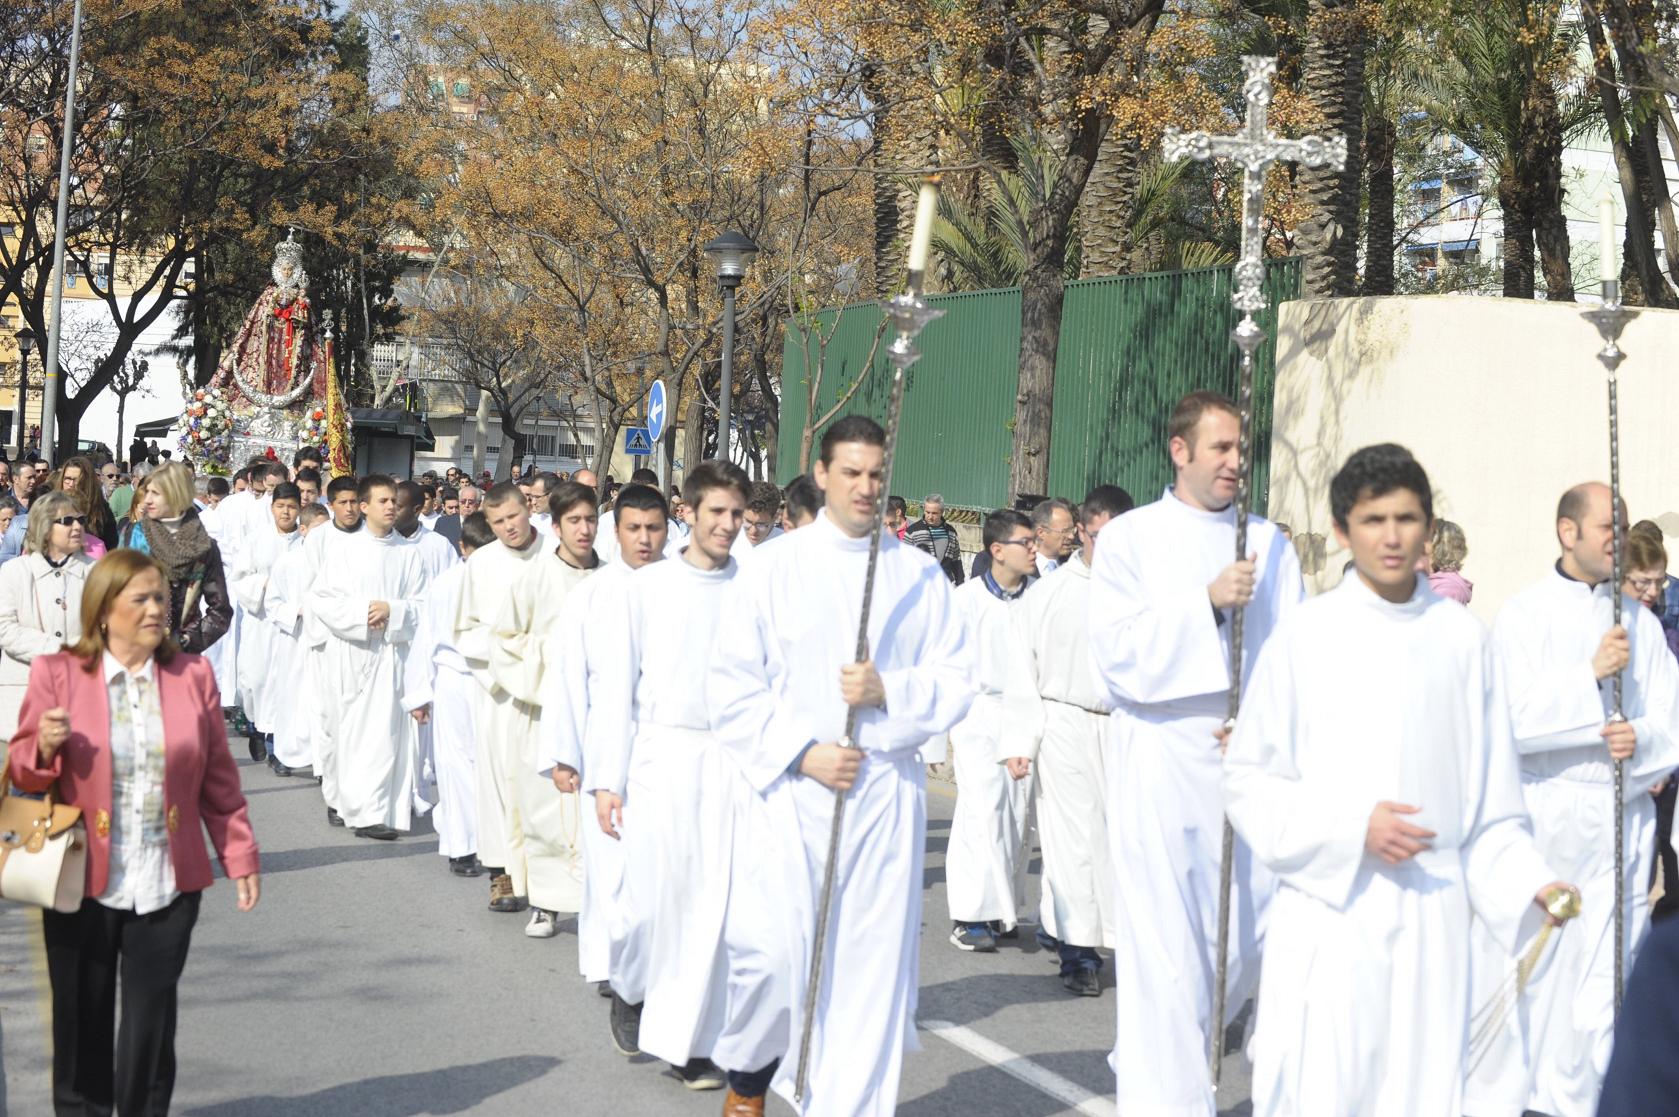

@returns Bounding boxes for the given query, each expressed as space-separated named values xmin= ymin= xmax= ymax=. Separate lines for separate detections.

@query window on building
xmin=529 ymin=433 xmax=558 ymax=456
xmin=452 ymin=79 xmax=471 ymax=98
xmin=428 ymin=79 xmax=445 ymax=98
xmin=94 ymin=261 xmax=112 ymax=285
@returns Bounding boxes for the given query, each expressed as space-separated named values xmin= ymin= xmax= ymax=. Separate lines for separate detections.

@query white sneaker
xmin=525 ymin=908 xmax=559 ymax=939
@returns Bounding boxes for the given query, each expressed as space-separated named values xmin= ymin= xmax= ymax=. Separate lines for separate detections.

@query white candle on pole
xmin=1600 ymin=191 xmax=1618 ymax=287
xmin=906 ymin=176 xmax=940 ymax=277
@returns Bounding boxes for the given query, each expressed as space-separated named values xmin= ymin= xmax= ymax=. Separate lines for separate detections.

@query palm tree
xmin=1296 ymin=0 xmax=1368 ymax=297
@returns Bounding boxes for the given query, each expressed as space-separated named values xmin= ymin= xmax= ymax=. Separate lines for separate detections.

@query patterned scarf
xmin=139 ymin=508 xmax=213 ymax=585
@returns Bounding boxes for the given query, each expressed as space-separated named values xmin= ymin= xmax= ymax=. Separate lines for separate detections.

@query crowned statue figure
xmin=213 ymin=230 xmax=331 ymax=409
xmin=181 ymin=229 xmax=351 ymax=476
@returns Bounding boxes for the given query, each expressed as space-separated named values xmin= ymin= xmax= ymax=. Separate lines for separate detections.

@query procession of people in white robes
xmin=133 ymin=364 xmax=1679 ymax=1117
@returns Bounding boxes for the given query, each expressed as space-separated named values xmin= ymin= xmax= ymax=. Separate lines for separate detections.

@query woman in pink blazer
xmin=8 ymin=549 xmax=259 ymax=1117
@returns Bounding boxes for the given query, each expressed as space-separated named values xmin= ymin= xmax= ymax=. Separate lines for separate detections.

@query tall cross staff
xmin=1582 ymin=200 xmax=1639 ymax=1017
xmin=1162 ymin=54 xmax=1346 ymax=1085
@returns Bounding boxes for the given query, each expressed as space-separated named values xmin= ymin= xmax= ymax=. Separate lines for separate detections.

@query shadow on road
xmin=256 ymin=841 xmax=437 ymax=874
xmin=182 ymin=1054 xmax=560 ymax=1116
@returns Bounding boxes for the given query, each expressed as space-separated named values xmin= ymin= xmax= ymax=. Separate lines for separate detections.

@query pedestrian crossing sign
xmin=624 ymin=427 xmax=653 ymax=455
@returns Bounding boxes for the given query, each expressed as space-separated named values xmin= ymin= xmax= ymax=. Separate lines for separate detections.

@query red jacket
xmin=7 ymin=651 xmax=258 ymax=898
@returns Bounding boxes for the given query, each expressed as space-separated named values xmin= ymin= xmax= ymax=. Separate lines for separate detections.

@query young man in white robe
xmin=394 ymin=479 xmax=461 ymax=581
xmin=310 ymin=474 xmax=429 ymax=840
xmin=1464 ymin=481 xmax=1679 ymax=1117
xmin=453 ymin=481 xmax=547 ymax=913
xmin=945 ymin=508 xmax=1039 ymax=953
xmin=228 ymin=459 xmax=286 ymax=720
xmin=304 ymin=475 xmax=365 ymax=826
xmin=227 ymin=481 xmax=304 ymax=764
xmin=266 ymin=502 xmax=328 ymax=776
xmin=1001 ymin=484 xmax=1133 ymax=995
xmin=708 ymin=416 xmax=976 ymax=1117
xmin=1224 ymin=443 xmax=1577 ymax=1116
xmin=588 ymin=461 xmax=748 ymax=1091
xmin=485 ymin=480 xmax=602 ymax=937
xmin=405 ymin=512 xmax=496 ymax=878
xmin=538 ymin=483 xmax=669 ymax=989
xmin=1087 ymin=389 xmax=1304 ymax=1117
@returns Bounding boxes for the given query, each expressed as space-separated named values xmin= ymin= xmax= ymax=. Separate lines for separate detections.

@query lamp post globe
xmin=702 ymin=231 xmax=759 ymax=463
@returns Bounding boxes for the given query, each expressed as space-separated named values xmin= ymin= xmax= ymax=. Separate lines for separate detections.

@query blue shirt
xmin=0 ymin=512 xmax=28 ymax=564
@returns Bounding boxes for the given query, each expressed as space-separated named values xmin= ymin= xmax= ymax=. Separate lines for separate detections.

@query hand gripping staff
xmin=793 ymin=176 xmax=946 ymax=1104
xmin=1162 ymin=54 xmax=1346 ymax=1083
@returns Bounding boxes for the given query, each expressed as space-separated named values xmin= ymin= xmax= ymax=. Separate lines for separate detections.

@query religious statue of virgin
xmin=212 ymin=230 xmax=330 ymax=409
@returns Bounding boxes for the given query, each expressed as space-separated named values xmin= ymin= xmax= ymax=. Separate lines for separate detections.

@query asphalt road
xmin=0 ymin=750 xmax=1254 ymax=1116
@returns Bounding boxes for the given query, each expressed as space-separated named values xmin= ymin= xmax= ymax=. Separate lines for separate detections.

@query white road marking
xmin=920 ymin=1018 xmax=1118 ymax=1117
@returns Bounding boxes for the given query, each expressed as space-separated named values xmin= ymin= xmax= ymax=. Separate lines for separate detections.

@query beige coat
xmin=0 ymin=551 xmax=93 ymax=735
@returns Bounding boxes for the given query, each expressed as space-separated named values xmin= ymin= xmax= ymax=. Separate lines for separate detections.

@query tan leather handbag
xmin=0 ymin=769 xmax=87 ymax=913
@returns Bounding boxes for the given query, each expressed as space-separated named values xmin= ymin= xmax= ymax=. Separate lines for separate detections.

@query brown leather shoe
xmin=721 ymin=1089 xmax=764 ymax=1117
xmin=487 ymin=873 xmax=528 ymax=913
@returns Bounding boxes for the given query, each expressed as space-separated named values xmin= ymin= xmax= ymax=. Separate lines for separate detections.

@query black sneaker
xmin=449 ymin=855 xmax=484 ymax=877
xmin=609 ymin=992 xmax=643 ymax=1056
xmin=1061 ymin=968 xmax=1102 ymax=997
xmin=326 ymin=807 xmax=345 ymax=828
xmin=354 ymin=825 xmax=399 ymax=841
xmin=247 ymin=732 xmax=266 ymax=762
xmin=673 ymin=1057 xmax=725 ymax=1090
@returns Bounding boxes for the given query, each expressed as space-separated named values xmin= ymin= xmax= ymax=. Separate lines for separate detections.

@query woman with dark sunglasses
xmin=0 ymin=490 xmax=93 ymax=737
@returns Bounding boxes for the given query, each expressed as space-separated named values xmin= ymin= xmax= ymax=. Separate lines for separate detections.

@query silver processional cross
xmin=1161 ymin=53 xmax=1346 ymax=1086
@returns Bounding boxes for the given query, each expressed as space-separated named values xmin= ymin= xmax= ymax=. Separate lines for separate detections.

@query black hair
xmin=293 ymin=445 xmax=322 ymax=468
xmin=269 ymin=482 xmax=302 ymax=504
xmin=294 ymin=467 xmax=322 ymax=488
xmin=461 ymin=511 xmax=496 ymax=551
xmin=1329 ymin=444 xmax=1434 ymax=530
xmin=536 ymin=471 xmax=562 ymax=493
xmin=357 ymin=473 xmax=398 ymax=503
xmin=747 ymin=480 xmax=783 ymax=517
xmin=785 ymin=474 xmax=821 ymax=522
xmin=438 ymin=484 xmax=458 ymax=501
xmin=207 ymin=477 xmax=230 ymax=498
xmin=983 ymin=508 xmax=1033 ymax=550
xmin=683 ymin=460 xmax=751 ymax=507
xmin=629 ymin=467 xmax=658 ymax=485
xmin=326 ymin=475 xmax=360 ymax=501
xmin=1080 ymin=484 xmax=1134 ymax=524
xmin=887 ymin=495 xmax=907 ymax=517
xmin=819 ymin=415 xmax=885 ymax=465
xmin=548 ymin=480 xmax=597 ymax=520
xmin=395 ymin=479 xmax=425 ymax=505
xmin=614 ymin=483 xmax=668 ymax=519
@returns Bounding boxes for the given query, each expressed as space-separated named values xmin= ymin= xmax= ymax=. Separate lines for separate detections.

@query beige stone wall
xmin=1268 ymin=295 xmax=1679 ymax=623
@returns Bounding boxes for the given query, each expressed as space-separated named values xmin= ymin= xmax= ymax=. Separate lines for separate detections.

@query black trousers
xmin=41 ymin=891 xmax=202 ymax=1117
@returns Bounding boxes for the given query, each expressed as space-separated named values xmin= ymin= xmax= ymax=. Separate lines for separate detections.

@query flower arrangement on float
xmin=177 ymin=384 xmax=235 ymax=475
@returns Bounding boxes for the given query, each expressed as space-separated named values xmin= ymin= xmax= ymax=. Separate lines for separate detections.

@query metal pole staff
xmin=1583 ymin=280 xmax=1638 ymax=1016
xmin=1163 ymin=54 xmax=1346 ymax=1084
xmin=793 ymin=185 xmax=945 ymax=1105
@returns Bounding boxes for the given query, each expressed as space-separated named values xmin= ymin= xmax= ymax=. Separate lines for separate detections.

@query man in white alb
xmin=708 ymin=416 xmax=975 ymax=1117
xmin=487 ymin=481 xmax=602 ymax=938
xmin=1465 ymin=481 xmax=1679 ymax=1117
xmin=227 ymin=481 xmax=304 ymax=763
xmin=539 ymin=483 xmax=669 ymax=990
xmin=404 ymin=512 xmax=497 ymax=878
xmin=590 ymin=461 xmax=748 ymax=1091
xmin=454 ymin=482 xmax=548 ymax=913
xmin=395 ymin=480 xmax=460 ymax=581
xmin=1088 ymin=390 xmax=1303 ymax=1116
xmin=945 ymin=508 xmax=1038 ymax=953
xmin=1002 ymin=484 xmax=1133 ymax=995
xmin=1225 ymin=443 xmax=1575 ymax=1115
xmin=310 ymin=474 xmax=429 ymax=840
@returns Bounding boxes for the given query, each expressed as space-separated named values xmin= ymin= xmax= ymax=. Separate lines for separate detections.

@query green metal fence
xmin=777 ymin=258 xmax=1303 ymax=511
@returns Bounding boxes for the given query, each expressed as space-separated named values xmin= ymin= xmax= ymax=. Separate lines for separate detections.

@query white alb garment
xmin=708 ymin=510 xmax=975 ymax=1116
xmin=403 ymin=561 xmax=478 ymax=860
xmin=227 ymin=525 xmax=301 ymax=733
xmin=1465 ymin=568 xmax=1679 ymax=1117
xmin=944 ymin=575 xmax=1034 ymax=928
xmin=263 ymin=539 xmax=314 ymax=769
xmin=1226 ymin=574 xmax=1555 ymax=1117
xmin=1000 ymin=551 xmax=1114 ymax=948
xmin=596 ymin=554 xmax=739 ymax=1065
xmin=1088 ymin=487 xmax=1303 ymax=1117
xmin=310 ymin=528 xmax=427 ymax=830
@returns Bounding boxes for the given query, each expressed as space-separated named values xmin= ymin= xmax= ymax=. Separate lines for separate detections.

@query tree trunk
xmin=1581 ymin=10 xmax=1673 ymax=306
xmin=1362 ymin=109 xmax=1396 ymax=295
xmin=1078 ymin=127 xmax=1143 ymax=278
xmin=496 ymin=404 xmax=528 ymax=480
xmin=1498 ymin=177 xmax=1536 ymax=298
xmin=1524 ymin=82 xmax=1574 ymax=302
xmin=1297 ymin=0 xmax=1368 ymax=298
xmin=116 ymin=396 xmax=127 ymax=464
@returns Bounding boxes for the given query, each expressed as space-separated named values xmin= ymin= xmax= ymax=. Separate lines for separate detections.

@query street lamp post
xmin=41 ymin=0 xmax=88 ymax=466
xmin=14 ymin=326 xmax=36 ymax=459
xmin=703 ymin=230 xmax=759 ymax=464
